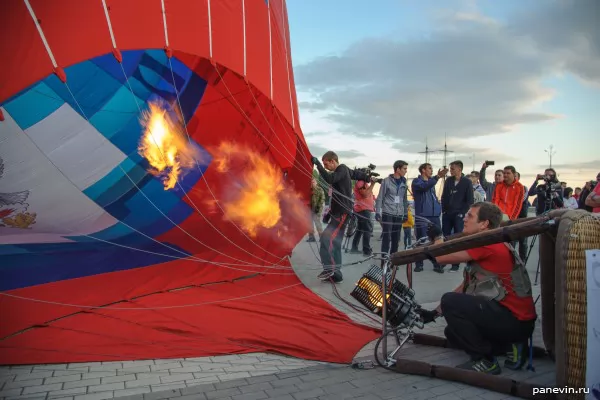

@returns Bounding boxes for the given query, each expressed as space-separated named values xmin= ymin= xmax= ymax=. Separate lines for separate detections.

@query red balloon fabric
xmin=0 ymin=0 xmax=380 ymax=365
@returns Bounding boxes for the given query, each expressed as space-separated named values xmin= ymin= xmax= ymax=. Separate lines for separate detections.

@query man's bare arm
xmin=586 ymin=191 xmax=600 ymax=207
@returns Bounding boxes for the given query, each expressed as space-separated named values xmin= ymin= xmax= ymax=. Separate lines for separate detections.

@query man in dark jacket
xmin=411 ymin=162 xmax=447 ymax=273
xmin=441 ymin=160 xmax=474 ymax=272
xmin=312 ymin=151 xmax=370 ymax=283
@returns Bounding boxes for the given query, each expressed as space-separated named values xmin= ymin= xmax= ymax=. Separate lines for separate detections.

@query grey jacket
xmin=375 ymin=175 xmax=409 ymax=217
xmin=479 ymin=167 xmax=496 ymax=202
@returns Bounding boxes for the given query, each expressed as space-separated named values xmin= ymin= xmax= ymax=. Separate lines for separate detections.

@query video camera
xmin=538 ymin=174 xmax=563 ymax=210
xmin=355 ymin=163 xmax=383 ymax=184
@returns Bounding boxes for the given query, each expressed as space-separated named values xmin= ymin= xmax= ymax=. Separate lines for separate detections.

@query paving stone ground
xmin=1 ymin=213 xmax=555 ymax=400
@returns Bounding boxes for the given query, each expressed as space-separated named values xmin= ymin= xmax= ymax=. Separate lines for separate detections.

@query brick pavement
xmin=1 ymin=362 xmax=526 ymax=400
xmin=57 ymin=362 xmax=524 ymax=400
xmin=0 ymin=354 xmax=326 ymax=400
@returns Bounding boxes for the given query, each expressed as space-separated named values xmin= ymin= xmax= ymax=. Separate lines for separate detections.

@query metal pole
xmin=545 ymin=145 xmax=556 ymax=168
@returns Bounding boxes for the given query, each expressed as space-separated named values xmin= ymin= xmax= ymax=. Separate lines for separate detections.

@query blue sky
xmin=286 ymin=0 xmax=599 ymax=188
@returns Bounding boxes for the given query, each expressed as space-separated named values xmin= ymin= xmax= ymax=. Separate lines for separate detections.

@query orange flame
xmin=138 ymin=100 xmax=198 ymax=190
xmin=212 ymin=142 xmax=288 ymax=237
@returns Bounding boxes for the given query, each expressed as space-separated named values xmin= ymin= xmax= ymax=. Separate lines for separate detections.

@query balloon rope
xmin=165 ymin=57 xmax=283 ymax=263
xmin=116 ymin=63 xmax=285 ymax=268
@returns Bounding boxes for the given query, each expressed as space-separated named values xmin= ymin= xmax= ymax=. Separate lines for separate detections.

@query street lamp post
xmin=544 ymin=145 xmax=556 ymax=168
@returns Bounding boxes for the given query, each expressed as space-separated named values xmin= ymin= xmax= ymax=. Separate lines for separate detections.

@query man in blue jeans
xmin=411 ymin=163 xmax=447 ymax=273
xmin=441 ymin=160 xmax=474 ymax=272
xmin=375 ymin=160 xmax=409 ymax=257
xmin=312 ymin=151 xmax=371 ymax=283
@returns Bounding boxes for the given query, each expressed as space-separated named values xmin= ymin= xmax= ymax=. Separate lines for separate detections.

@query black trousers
xmin=442 ymin=213 xmax=464 ymax=269
xmin=381 ymin=213 xmax=404 ymax=254
xmin=351 ymin=210 xmax=373 ymax=254
xmin=441 ymin=292 xmax=535 ymax=360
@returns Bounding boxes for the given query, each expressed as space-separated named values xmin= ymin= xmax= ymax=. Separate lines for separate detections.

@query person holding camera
xmin=375 ymin=160 xmax=410 ymax=256
xmin=441 ymin=160 xmax=474 ymax=272
xmin=349 ymin=179 xmax=375 ymax=256
xmin=527 ymin=168 xmax=563 ymax=216
xmin=312 ymin=151 xmax=371 ymax=283
xmin=479 ymin=161 xmax=503 ymax=202
xmin=411 ymin=162 xmax=447 ymax=273
xmin=417 ymin=202 xmax=536 ymax=375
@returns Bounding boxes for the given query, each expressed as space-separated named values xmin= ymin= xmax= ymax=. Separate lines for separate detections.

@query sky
xmin=286 ymin=0 xmax=599 ymax=191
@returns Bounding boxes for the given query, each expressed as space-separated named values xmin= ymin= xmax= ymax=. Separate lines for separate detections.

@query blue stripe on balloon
xmin=91 ymin=50 xmax=145 ymax=84
xmin=84 ymin=157 xmax=141 ymax=205
xmin=110 ymin=110 xmax=147 ymax=155
xmin=2 ymin=82 xmax=64 ymax=130
xmin=177 ymin=67 xmax=208 ymax=124
xmin=44 ymin=61 xmax=122 ymax=119
xmin=0 ymin=239 xmax=191 ymax=291
xmin=89 ymin=86 xmax=141 ymax=140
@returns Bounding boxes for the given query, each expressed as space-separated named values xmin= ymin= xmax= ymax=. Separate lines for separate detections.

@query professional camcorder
xmin=536 ymin=174 xmax=563 ymax=210
xmin=541 ymin=174 xmax=559 ymax=187
xmin=355 ymin=163 xmax=383 ymax=183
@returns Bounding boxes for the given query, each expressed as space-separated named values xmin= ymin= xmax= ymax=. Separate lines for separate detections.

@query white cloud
xmin=294 ymin=0 xmax=599 ymax=178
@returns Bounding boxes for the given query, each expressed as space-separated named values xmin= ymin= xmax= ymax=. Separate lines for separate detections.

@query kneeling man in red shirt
xmin=419 ymin=202 xmax=537 ymax=375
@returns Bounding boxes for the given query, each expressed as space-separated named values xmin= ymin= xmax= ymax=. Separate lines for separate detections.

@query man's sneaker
xmin=414 ymin=265 xmax=424 ymax=272
xmin=504 ymin=342 xmax=527 ymax=370
xmin=317 ymin=270 xmax=334 ymax=280
xmin=457 ymin=358 xmax=501 ymax=375
xmin=433 ymin=265 xmax=444 ymax=274
xmin=332 ymin=276 xmax=343 ymax=284
xmin=449 ymin=265 xmax=460 ymax=272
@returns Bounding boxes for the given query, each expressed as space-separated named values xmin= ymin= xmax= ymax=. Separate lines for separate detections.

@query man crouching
xmin=418 ymin=202 xmax=536 ymax=375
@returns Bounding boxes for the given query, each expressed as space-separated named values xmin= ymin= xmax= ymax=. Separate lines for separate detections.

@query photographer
xmin=411 ymin=162 xmax=447 ymax=273
xmin=349 ymin=179 xmax=376 ymax=256
xmin=418 ymin=202 xmax=536 ymax=375
xmin=528 ymin=168 xmax=563 ymax=216
xmin=312 ymin=151 xmax=371 ymax=283
xmin=480 ymin=162 xmax=503 ymax=202
xmin=375 ymin=160 xmax=409 ymax=256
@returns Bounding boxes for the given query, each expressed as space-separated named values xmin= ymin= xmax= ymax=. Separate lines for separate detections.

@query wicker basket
xmin=554 ymin=210 xmax=600 ymax=400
